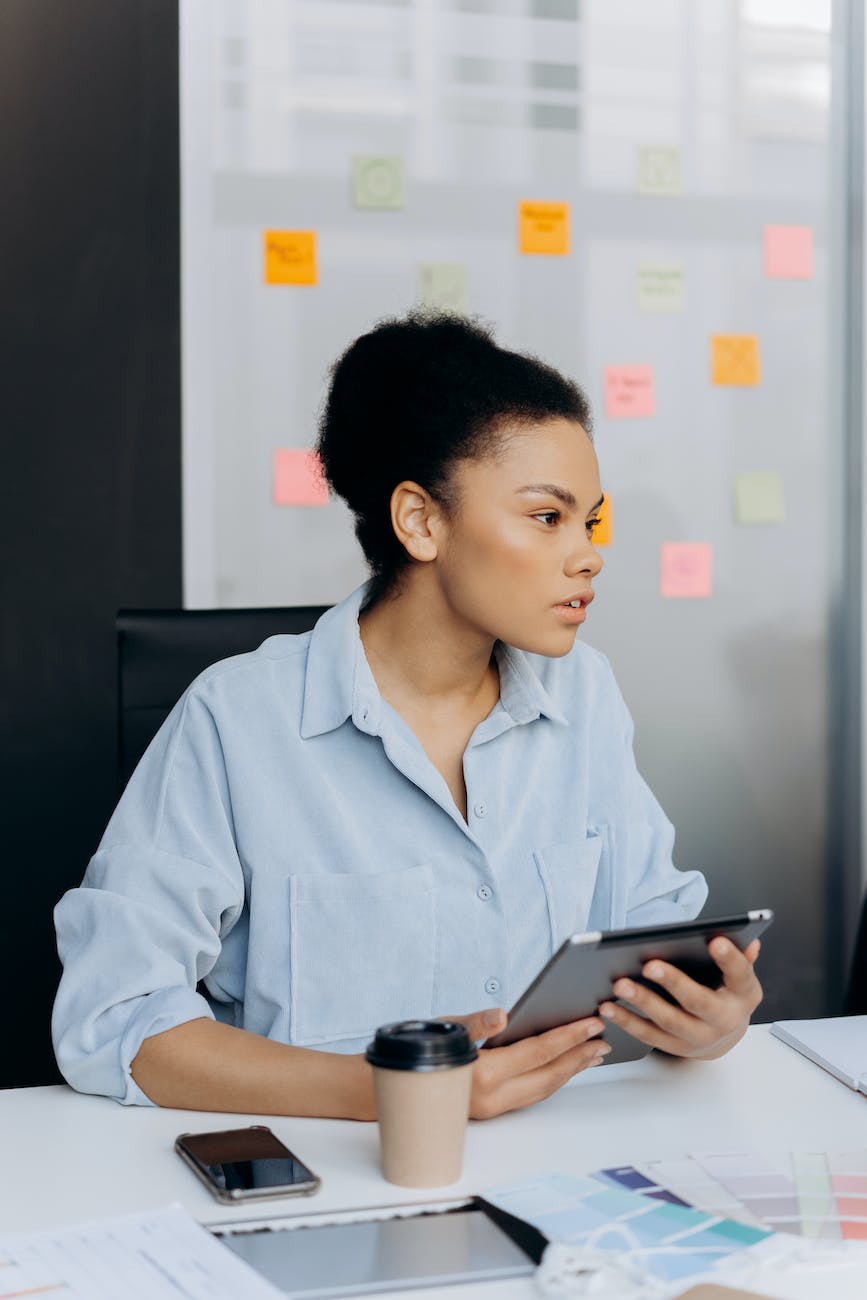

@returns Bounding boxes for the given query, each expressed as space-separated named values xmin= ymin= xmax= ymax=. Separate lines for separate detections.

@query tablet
xmin=484 ymin=909 xmax=773 ymax=1064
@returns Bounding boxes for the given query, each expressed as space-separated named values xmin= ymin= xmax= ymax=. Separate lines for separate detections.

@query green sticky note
xmin=416 ymin=262 xmax=469 ymax=314
xmin=352 ymin=155 xmax=405 ymax=210
xmin=734 ymin=472 xmax=785 ymax=524
xmin=637 ymin=145 xmax=682 ymax=196
xmin=637 ymin=264 xmax=684 ymax=312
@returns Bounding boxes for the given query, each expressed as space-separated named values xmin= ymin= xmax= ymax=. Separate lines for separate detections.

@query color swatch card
xmin=637 ymin=264 xmax=685 ymax=312
xmin=416 ymin=262 xmax=469 ymax=314
xmin=352 ymin=155 xmax=405 ymax=209
xmin=764 ymin=224 xmax=814 ymax=279
xmin=263 ymin=230 xmax=318 ymax=286
xmin=483 ymin=1172 xmax=769 ymax=1285
xmin=604 ymin=364 xmax=655 ymax=419
xmin=635 ymin=1158 xmax=761 ymax=1226
xmin=692 ymin=1153 xmax=802 ymax=1235
xmin=518 ymin=201 xmax=570 ymax=255
xmin=711 ymin=335 xmax=761 ymax=386
xmin=273 ymin=449 xmax=329 ymax=506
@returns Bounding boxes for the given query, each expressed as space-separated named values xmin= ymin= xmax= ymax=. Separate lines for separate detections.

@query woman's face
xmin=433 ymin=417 xmax=605 ymax=657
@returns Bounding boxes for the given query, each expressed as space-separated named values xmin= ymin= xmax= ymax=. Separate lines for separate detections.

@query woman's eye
xmin=586 ymin=517 xmax=602 ymax=536
xmin=533 ymin=511 xmax=560 ymax=527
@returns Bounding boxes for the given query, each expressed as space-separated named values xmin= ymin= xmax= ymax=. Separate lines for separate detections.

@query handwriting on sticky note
xmin=660 ymin=543 xmax=712 ymax=599
xmin=711 ymin=335 xmax=760 ymax=386
xmin=593 ymin=495 xmax=612 ymax=547
xmin=417 ymin=262 xmax=469 ymax=314
xmin=264 ymin=231 xmax=317 ymax=285
xmin=604 ymin=365 xmax=655 ymax=419
xmin=734 ymin=472 xmax=785 ymax=524
xmin=519 ymin=201 xmax=570 ymax=255
xmin=352 ymin=155 xmax=405 ymax=210
xmin=273 ymin=449 xmax=329 ymax=507
xmin=637 ymin=264 xmax=684 ymax=312
xmin=764 ymin=225 xmax=813 ymax=279
xmin=637 ymin=146 xmax=682 ymax=196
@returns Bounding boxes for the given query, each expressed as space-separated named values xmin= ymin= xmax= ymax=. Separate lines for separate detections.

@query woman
xmin=52 ymin=313 xmax=763 ymax=1120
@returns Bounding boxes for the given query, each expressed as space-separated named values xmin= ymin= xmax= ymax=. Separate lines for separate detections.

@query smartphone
xmin=175 ymin=1125 xmax=321 ymax=1203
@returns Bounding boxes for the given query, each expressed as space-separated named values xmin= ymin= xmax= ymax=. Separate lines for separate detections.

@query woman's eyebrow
xmin=515 ymin=483 xmax=577 ymax=508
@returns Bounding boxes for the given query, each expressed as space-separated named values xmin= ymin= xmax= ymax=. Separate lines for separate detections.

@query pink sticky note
xmin=764 ymin=225 xmax=813 ymax=279
xmin=604 ymin=365 xmax=656 ymax=419
xmin=660 ymin=542 xmax=713 ymax=599
xmin=273 ymin=449 xmax=329 ymax=506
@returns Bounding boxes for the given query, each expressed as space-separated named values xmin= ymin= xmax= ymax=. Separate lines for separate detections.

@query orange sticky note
xmin=518 ymin=201 xmax=570 ymax=256
xmin=264 ymin=230 xmax=318 ymax=285
xmin=711 ymin=335 xmax=760 ymax=386
xmin=604 ymin=365 xmax=655 ymax=419
xmin=273 ymin=449 xmax=328 ymax=506
xmin=764 ymin=224 xmax=813 ymax=279
xmin=593 ymin=495 xmax=613 ymax=546
xmin=660 ymin=543 xmax=713 ymax=599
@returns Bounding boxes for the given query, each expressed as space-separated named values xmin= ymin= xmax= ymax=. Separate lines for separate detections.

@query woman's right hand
xmin=447 ymin=1008 xmax=611 ymax=1120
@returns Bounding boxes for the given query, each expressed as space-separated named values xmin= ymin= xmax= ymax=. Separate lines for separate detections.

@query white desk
xmin=2 ymin=1026 xmax=866 ymax=1298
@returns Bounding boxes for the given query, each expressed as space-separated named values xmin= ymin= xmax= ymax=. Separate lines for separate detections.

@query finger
xmin=635 ymin=963 xmax=721 ymax=1022
xmin=709 ymin=938 xmax=763 ymax=998
xmin=481 ymin=1037 xmax=612 ymax=1117
xmin=606 ymin=982 xmax=707 ymax=1043
xmin=447 ymin=1008 xmax=507 ymax=1044
xmin=485 ymin=1016 xmax=606 ymax=1076
xmin=597 ymin=1001 xmax=691 ymax=1055
xmin=744 ymin=939 xmax=761 ymax=965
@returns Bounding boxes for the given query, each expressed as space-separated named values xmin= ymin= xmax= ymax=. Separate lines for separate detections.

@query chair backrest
xmin=116 ymin=606 xmax=329 ymax=789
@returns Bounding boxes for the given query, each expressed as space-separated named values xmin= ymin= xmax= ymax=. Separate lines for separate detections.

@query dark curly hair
xmin=316 ymin=311 xmax=593 ymax=608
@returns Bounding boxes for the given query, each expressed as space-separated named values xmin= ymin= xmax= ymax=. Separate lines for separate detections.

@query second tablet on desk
xmin=484 ymin=910 xmax=773 ymax=1063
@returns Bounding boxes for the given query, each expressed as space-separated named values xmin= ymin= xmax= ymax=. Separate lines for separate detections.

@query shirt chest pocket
xmin=533 ymin=832 xmax=605 ymax=951
xmin=287 ymin=864 xmax=437 ymax=1046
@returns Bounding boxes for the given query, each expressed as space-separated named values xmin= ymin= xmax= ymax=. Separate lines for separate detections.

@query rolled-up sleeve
xmin=52 ymin=687 xmax=245 ymax=1104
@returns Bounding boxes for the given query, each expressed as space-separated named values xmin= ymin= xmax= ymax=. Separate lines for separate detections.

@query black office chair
xmin=844 ymin=894 xmax=867 ymax=1015
xmin=116 ymin=606 xmax=329 ymax=789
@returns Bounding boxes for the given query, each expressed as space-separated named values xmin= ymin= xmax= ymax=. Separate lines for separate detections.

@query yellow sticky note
xmin=264 ymin=231 xmax=317 ymax=286
xmin=519 ymin=201 xmax=570 ymax=256
xmin=711 ymin=335 xmax=760 ymax=386
xmin=593 ymin=495 xmax=613 ymax=547
xmin=734 ymin=472 xmax=785 ymax=524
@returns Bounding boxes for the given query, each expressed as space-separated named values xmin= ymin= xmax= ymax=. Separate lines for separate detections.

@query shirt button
xmin=477 ymin=884 xmax=493 ymax=901
xmin=485 ymin=977 xmax=500 ymax=995
xmin=473 ymin=802 xmax=486 ymax=818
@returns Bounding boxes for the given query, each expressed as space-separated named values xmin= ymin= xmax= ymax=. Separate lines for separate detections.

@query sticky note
xmin=352 ymin=155 xmax=405 ymax=210
xmin=637 ymin=265 xmax=684 ymax=312
xmin=273 ymin=449 xmax=328 ymax=506
xmin=764 ymin=225 xmax=813 ymax=279
xmin=604 ymin=365 xmax=655 ymax=419
xmin=711 ymin=335 xmax=761 ymax=386
xmin=593 ymin=495 xmax=613 ymax=547
xmin=417 ymin=262 xmax=469 ymax=314
xmin=264 ymin=231 xmax=317 ymax=285
xmin=734 ymin=472 xmax=785 ymax=524
xmin=636 ymin=146 xmax=682 ymax=197
xmin=519 ymin=201 xmax=570 ymax=255
xmin=660 ymin=543 xmax=712 ymax=599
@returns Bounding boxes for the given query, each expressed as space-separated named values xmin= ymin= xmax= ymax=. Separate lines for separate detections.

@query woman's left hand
xmin=597 ymin=938 xmax=763 ymax=1060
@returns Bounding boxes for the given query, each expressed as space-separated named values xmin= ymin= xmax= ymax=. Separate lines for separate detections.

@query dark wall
xmin=0 ymin=1 xmax=181 ymax=1087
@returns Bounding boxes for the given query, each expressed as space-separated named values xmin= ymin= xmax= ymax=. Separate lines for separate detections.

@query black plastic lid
xmin=365 ymin=1020 xmax=478 ymax=1072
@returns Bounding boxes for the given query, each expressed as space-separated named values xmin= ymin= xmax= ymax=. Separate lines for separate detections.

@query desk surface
xmin=3 ymin=1026 xmax=866 ymax=1298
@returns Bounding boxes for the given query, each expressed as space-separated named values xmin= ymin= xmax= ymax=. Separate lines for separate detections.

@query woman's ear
xmin=389 ymin=480 xmax=441 ymax=563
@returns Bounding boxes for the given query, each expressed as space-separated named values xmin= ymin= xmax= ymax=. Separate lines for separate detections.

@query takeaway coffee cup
xmin=365 ymin=1020 xmax=478 ymax=1187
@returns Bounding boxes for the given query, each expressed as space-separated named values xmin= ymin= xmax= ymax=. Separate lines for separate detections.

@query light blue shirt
xmin=52 ymin=583 xmax=707 ymax=1105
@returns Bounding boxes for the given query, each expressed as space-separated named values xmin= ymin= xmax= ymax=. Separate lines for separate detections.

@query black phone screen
xmin=178 ymin=1127 xmax=317 ymax=1192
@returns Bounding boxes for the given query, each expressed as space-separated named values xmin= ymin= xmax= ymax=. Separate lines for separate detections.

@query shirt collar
xmin=300 ymin=582 xmax=568 ymax=739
